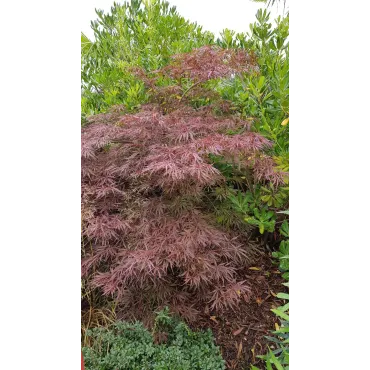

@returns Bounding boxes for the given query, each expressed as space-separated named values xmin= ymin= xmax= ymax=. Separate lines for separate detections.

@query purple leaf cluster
xmin=82 ymin=104 xmax=282 ymax=321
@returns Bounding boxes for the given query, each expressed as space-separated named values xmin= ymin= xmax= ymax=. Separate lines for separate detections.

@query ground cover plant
xmin=82 ymin=308 xmax=225 ymax=370
xmin=81 ymin=1 xmax=289 ymax=369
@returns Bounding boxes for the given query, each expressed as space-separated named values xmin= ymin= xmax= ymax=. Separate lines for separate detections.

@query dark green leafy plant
xmin=260 ymin=182 xmax=288 ymax=207
xmin=273 ymin=240 xmax=288 ymax=272
xmin=245 ymin=207 xmax=276 ymax=234
xmin=82 ymin=308 xmax=225 ymax=370
xmin=272 ymin=216 xmax=289 ymax=277
xmin=227 ymin=189 xmax=279 ymax=234
xmin=228 ymin=190 xmax=255 ymax=214
xmin=227 ymin=187 xmax=282 ymax=235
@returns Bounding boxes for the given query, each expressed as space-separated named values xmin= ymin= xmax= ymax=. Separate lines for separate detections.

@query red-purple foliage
xmin=160 ymin=45 xmax=258 ymax=82
xmin=132 ymin=46 xmax=258 ymax=114
xmin=82 ymin=46 xmax=284 ymax=322
xmin=82 ymin=103 xmax=282 ymax=321
xmin=253 ymin=155 xmax=286 ymax=186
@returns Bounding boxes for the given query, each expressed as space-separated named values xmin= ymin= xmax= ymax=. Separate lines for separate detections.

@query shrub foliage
xmin=81 ymin=44 xmax=286 ymax=320
xmin=82 ymin=308 xmax=225 ymax=370
xmin=81 ymin=0 xmax=214 ymax=116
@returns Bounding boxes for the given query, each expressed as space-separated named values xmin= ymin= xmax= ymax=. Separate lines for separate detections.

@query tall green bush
xmin=216 ymin=9 xmax=289 ymax=155
xmin=213 ymin=10 xmax=289 ymax=236
xmin=81 ymin=0 xmax=214 ymax=116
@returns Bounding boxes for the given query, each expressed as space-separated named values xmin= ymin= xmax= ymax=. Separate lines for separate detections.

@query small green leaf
xmin=266 ymin=360 xmax=273 ymax=370
xmin=271 ymin=309 xmax=289 ymax=321
xmin=277 ymin=293 xmax=289 ymax=300
xmin=269 ymin=350 xmax=285 ymax=370
xmin=257 ymin=76 xmax=266 ymax=89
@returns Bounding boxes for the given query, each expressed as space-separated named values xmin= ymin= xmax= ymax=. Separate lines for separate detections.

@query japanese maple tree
xmin=81 ymin=46 xmax=284 ymax=321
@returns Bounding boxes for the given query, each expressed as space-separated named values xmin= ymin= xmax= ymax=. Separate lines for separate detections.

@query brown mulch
xmin=194 ymin=253 xmax=286 ymax=370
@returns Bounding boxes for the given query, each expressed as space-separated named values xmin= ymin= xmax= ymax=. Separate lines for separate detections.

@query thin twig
xmin=180 ymin=80 xmax=204 ymax=102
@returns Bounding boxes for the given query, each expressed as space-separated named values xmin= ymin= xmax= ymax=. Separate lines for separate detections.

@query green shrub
xmin=81 ymin=0 xmax=214 ymax=116
xmin=82 ymin=308 xmax=225 ymax=370
xmin=216 ymin=10 xmax=289 ymax=157
xmin=208 ymin=10 xmax=289 ymax=237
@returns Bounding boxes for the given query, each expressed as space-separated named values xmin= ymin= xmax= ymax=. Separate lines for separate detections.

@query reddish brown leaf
xmin=232 ymin=327 xmax=244 ymax=336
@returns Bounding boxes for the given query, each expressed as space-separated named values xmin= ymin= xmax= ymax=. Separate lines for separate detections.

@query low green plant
xmin=82 ymin=308 xmax=225 ymax=370
xmin=272 ymin=217 xmax=289 ymax=278
xmin=252 ymin=215 xmax=289 ymax=370
xmin=250 ymin=284 xmax=289 ymax=370
xmin=228 ymin=189 xmax=258 ymax=214
xmin=273 ymin=154 xmax=289 ymax=172
xmin=227 ymin=190 xmax=277 ymax=234
xmin=260 ymin=183 xmax=288 ymax=208
xmin=245 ymin=207 xmax=276 ymax=234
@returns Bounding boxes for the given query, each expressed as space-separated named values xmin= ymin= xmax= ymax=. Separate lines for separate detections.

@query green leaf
xmin=257 ymin=76 xmax=265 ymax=89
xmin=271 ymin=309 xmax=289 ymax=321
xmin=266 ymin=360 xmax=273 ymax=370
xmin=274 ymin=326 xmax=289 ymax=334
xmin=268 ymin=350 xmax=285 ymax=370
xmin=277 ymin=293 xmax=289 ymax=300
